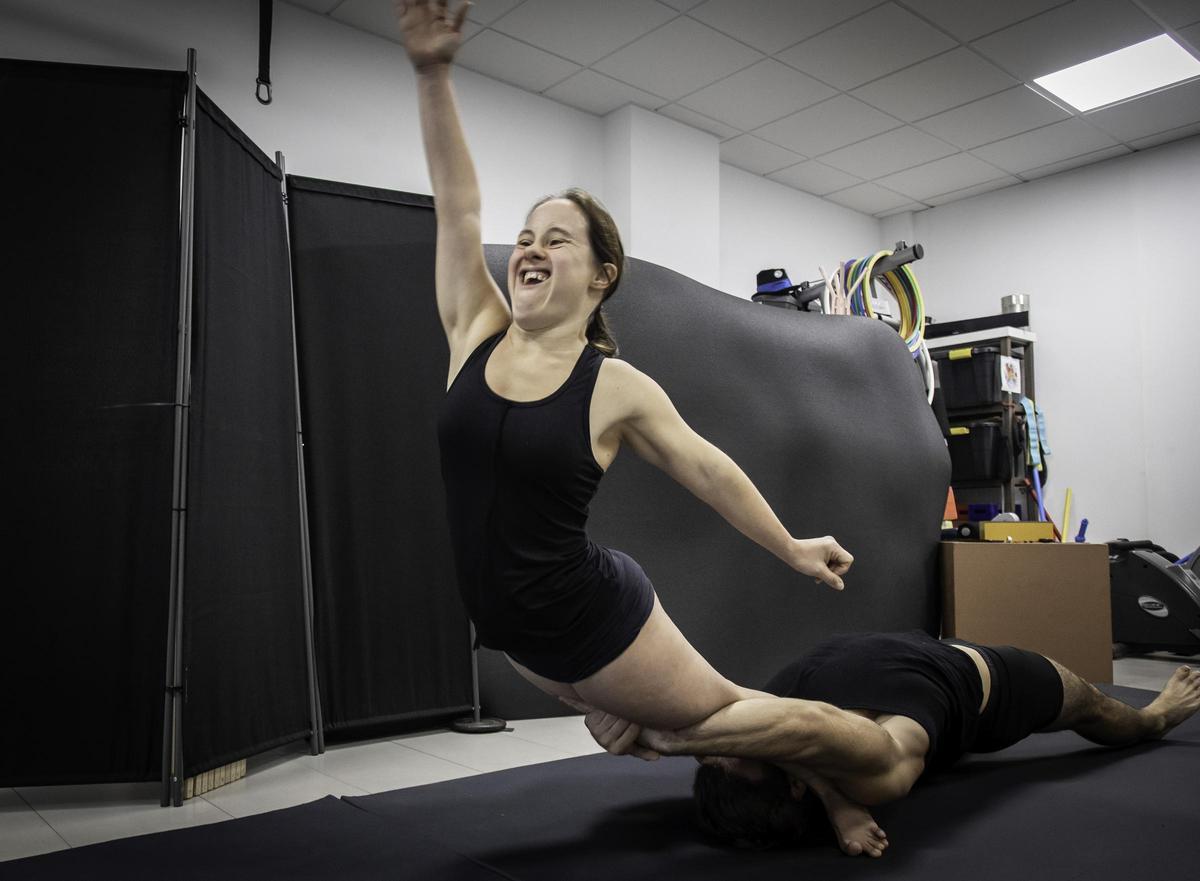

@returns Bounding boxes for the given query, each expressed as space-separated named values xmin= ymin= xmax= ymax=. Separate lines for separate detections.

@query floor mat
xmin=5 ymin=685 xmax=1197 ymax=879
xmin=345 ymin=685 xmax=1200 ymax=879
xmin=0 ymin=793 xmax=508 ymax=880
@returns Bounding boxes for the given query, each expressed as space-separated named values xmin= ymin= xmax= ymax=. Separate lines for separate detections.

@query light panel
xmin=1033 ymin=35 xmax=1200 ymax=112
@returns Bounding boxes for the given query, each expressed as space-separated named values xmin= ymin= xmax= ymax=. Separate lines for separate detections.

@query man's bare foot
xmin=826 ymin=797 xmax=889 ymax=858
xmin=1145 ymin=666 xmax=1200 ymax=737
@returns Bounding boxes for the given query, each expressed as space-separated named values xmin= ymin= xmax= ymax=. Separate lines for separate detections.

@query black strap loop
xmin=257 ymin=0 xmax=274 ymax=105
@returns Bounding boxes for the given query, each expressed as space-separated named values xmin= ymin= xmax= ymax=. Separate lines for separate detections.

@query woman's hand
xmin=559 ymin=697 xmax=663 ymax=761
xmin=789 ymin=536 xmax=854 ymax=591
xmin=395 ymin=0 xmax=472 ymax=71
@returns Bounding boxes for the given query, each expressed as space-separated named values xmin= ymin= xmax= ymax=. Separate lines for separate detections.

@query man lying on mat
xmin=563 ymin=630 xmax=1200 ymax=857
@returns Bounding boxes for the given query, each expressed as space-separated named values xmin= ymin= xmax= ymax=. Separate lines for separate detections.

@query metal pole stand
xmin=452 ymin=624 xmax=506 ymax=733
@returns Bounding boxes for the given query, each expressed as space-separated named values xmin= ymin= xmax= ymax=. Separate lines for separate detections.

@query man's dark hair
xmin=692 ymin=762 xmax=827 ymax=849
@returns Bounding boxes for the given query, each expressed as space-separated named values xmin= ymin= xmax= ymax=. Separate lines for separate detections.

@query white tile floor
xmin=2 ymin=654 xmax=1195 ymax=863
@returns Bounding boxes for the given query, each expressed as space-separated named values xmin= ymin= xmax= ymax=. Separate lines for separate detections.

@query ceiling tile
xmin=754 ymin=95 xmax=901 ymax=156
xmin=464 ymin=0 xmax=527 ymax=25
xmin=823 ymin=182 xmax=915 ymax=215
xmin=455 ymin=29 xmax=581 ymax=92
xmin=819 ymin=126 xmax=958 ymax=177
xmin=1130 ymin=120 xmax=1200 ymax=148
xmin=914 ymin=86 xmax=1071 ymax=148
xmin=1138 ymin=0 xmax=1200 ymax=28
xmin=688 ymin=0 xmax=879 ymax=54
xmin=767 ymin=160 xmax=863 ymax=195
xmin=335 ymin=0 xmax=484 ymax=44
xmin=658 ymin=0 xmax=706 ymax=9
xmin=923 ymin=176 xmax=1023 ymax=206
xmin=543 ymin=70 xmax=668 ymax=114
xmin=331 ymin=0 xmax=404 ymax=41
xmin=677 ymin=59 xmax=836 ymax=130
xmin=1086 ymin=78 xmax=1200 ymax=142
xmin=719 ymin=134 xmax=806 ymax=174
xmin=593 ymin=16 xmax=762 ymax=100
xmin=875 ymin=152 xmax=1010 ymax=199
xmin=1180 ymin=22 xmax=1200 ymax=51
xmin=776 ymin=4 xmax=957 ymax=91
xmin=970 ymin=0 xmax=1162 ymax=80
xmin=971 ymin=117 xmax=1118 ymax=172
xmin=1019 ymin=144 xmax=1131 ymax=178
xmin=657 ymin=104 xmax=742 ymax=138
xmin=877 ymin=202 xmax=929 ymax=217
xmin=897 ymin=0 xmax=1068 ymax=41
xmin=490 ymin=0 xmax=676 ymax=66
xmin=852 ymin=48 xmax=1017 ymax=122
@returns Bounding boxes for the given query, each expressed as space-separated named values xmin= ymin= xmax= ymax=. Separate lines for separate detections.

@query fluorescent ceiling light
xmin=1033 ymin=34 xmax=1200 ymax=112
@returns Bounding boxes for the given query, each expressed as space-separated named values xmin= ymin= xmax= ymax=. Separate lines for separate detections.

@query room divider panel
xmin=1 ymin=54 xmax=472 ymax=806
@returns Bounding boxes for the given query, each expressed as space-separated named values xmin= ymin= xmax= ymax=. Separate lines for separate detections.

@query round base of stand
xmin=451 ymin=716 xmax=507 ymax=734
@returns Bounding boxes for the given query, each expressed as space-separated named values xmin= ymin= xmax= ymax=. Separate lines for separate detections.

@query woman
xmin=399 ymin=0 xmax=854 ymax=730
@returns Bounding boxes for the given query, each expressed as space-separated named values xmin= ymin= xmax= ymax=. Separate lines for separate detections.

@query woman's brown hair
xmin=527 ymin=188 xmax=625 ymax=357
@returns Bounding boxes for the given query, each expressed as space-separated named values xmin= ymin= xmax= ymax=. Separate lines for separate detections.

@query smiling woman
xmin=398 ymin=0 xmax=854 ymax=733
xmin=514 ymin=188 xmax=625 ymax=358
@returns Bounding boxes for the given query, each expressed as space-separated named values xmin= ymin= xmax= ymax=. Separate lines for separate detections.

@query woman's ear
xmin=593 ymin=262 xmax=618 ymax=289
xmin=789 ymin=777 xmax=808 ymax=800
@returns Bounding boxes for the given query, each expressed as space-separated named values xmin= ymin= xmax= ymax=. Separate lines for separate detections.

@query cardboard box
xmin=941 ymin=541 xmax=1112 ymax=683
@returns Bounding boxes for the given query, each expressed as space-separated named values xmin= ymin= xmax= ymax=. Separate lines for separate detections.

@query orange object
xmin=943 ymin=486 xmax=958 ymax=522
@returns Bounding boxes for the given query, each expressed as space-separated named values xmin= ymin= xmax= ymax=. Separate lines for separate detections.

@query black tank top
xmin=763 ymin=631 xmax=983 ymax=768
xmin=436 ymin=330 xmax=611 ymax=653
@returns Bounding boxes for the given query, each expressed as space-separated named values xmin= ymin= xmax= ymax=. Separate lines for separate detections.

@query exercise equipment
xmin=1109 ymin=539 xmax=1200 ymax=656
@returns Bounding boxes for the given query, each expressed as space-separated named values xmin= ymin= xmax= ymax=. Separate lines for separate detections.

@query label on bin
xmin=948 ymin=347 xmax=973 ymax=360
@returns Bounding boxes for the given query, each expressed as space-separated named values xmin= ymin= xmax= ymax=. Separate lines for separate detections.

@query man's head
xmin=692 ymin=757 xmax=825 ymax=849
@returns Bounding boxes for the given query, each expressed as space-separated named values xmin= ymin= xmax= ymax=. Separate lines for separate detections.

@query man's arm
xmin=642 ymin=698 xmax=924 ymax=805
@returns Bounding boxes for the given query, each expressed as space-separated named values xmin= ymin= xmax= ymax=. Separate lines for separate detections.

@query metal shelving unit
xmin=928 ymin=327 xmax=1037 ymax=517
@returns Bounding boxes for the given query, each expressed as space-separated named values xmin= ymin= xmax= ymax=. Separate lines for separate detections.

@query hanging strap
xmin=256 ymin=0 xmax=274 ymax=105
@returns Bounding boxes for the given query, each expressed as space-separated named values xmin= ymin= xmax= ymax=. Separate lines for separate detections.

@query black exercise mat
xmin=5 ymin=685 xmax=1195 ymax=879
xmin=0 ymin=795 xmax=507 ymax=880
xmin=346 ymin=685 xmax=1200 ymax=879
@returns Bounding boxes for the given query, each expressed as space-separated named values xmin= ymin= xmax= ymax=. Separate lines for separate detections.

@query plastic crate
xmin=948 ymin=421 xmax=1011 ymax=482
xmin=932 ymin=347 xmax=1021 ymax=409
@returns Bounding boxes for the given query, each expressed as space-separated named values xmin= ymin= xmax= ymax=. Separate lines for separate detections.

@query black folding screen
xmin=284 ymin=176 xmax=472 ymax=736
xmin=183 ymin=92 xmax=312 ymax=775
xmin=2 ymin=57 xmax=470 ymax=802
xmin=1 ymin=60 xmax=185 ymax=786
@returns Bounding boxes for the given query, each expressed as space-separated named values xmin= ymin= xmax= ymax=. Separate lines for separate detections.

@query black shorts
xmin=951 ymin=641 xmax=1065 ymax=752
xmin=506 ymin=548 xmax=655 ymax=684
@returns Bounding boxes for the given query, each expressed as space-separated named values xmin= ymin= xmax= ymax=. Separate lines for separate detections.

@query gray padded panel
xmin=479 ymin=246 xmax=950 ymax=719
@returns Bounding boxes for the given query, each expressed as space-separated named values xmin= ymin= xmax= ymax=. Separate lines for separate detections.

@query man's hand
xmin=559 ymin=697 xmax=662 ymax=761
xmin=788 ymin=536 xmax=854 ymax=591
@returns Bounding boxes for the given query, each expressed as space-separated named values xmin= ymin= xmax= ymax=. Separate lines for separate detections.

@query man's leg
xmin=1038 ymin=658 xmax=1200 ymax=745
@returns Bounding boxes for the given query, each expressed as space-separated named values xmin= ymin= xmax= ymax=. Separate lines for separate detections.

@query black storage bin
xmin=933 ymin=347 xmax=1021 ymax=409
xmin=948 ymin=421 xmax=1011 ymax=481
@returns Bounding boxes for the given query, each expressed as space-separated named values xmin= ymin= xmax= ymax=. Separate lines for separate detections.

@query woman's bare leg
xmin=571 ymin=594 xmax=766 ymax=730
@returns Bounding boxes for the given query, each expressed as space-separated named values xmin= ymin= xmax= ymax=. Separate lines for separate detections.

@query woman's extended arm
xmin=397 ymin=0 xmax=509 ymax=344
xmin=610 ymin=360 xmax=854 ymax=589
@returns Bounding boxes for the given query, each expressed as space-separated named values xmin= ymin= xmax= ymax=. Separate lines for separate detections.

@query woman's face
xmin=507 ymin=199 xmax=610 ymax=331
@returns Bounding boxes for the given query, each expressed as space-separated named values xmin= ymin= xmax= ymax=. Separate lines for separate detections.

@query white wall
xmin=616 ymin=106 xmax=720 ymax=289
xmin=719 ymin=166 xmax=883 ymax=299
xmin=911 ymin=136 xmax=1200 ymax=553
